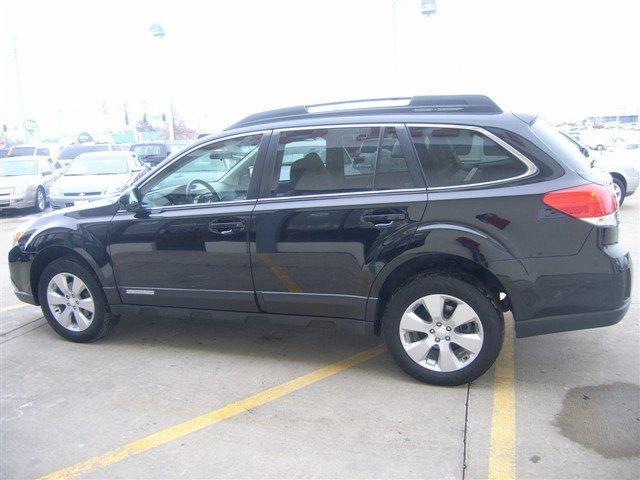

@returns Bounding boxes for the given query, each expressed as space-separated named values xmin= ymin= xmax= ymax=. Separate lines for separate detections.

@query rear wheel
xmin=382 ymin=274 xmax=504 ymax=386
xmin=38 ymin=258 xmax=115 ymax=342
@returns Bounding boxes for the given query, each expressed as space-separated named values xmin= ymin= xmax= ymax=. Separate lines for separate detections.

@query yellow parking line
xmin=257 ymin=253 xmax=303 ymax=293
xmin=40 ymin=344 xmax=387 ymax=480
xmin=487 ymin=315 xmax=516 ymax=480
xmin=0 ymin=303 xmax=31 ymax=313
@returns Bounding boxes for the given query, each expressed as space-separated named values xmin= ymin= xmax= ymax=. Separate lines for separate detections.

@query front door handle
xmin=208 ymin=218 xmax=245 ymax=235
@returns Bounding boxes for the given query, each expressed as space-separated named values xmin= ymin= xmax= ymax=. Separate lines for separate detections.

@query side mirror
xmin=120 ymin=187 xmax=143 ymax=211
xmin=580 ymin=146 xmax=590 ymax=157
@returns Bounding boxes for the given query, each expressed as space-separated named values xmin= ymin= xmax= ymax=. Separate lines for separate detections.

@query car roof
xmin=226 ymin=95 xmax=503 ymax=130
xmin=198 ymin=95 xmax=533 ymax=144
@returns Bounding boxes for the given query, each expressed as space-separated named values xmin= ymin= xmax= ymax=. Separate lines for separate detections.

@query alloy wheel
xmin=46 ymin=273 xmax=95 ymax=332
xmin=398 ymin=294 xmax=484 ymax=372
xmin=37 ymin=189 xmax=46 ymax=211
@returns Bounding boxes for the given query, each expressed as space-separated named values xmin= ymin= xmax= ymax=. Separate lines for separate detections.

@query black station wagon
xmin=9 ymin=96 xmax=632 ymax=385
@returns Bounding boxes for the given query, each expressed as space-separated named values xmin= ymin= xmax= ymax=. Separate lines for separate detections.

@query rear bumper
xmin=515 ymin=298 xmax=630 ymax=337
xmin=495 ymin=226 xmax=632 ymax=338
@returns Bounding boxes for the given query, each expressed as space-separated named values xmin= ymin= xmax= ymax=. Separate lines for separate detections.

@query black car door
xmin=108 ymin=132 xmax=269 ymax=312
xmin=250 ymin=125 xmax=427 ymax=321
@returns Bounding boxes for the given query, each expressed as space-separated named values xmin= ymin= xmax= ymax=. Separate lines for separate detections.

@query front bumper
xmin=0 ymin=192 xmax=36 ymax=209
xmin=8 ymin=244 xmax=38 ymax=305
xmin=50 ymin=194 xmax=109 ymax=209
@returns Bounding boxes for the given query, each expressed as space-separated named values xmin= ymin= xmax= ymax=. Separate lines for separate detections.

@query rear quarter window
xmin=530 ymin=120 xmax=592 ymax=175
xmin=409 ymin=126 xmax=530 ymax=188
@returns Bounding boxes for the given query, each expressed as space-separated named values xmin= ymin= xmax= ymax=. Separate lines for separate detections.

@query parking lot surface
xmin=1 ymin=198 xmax=638 ymax=479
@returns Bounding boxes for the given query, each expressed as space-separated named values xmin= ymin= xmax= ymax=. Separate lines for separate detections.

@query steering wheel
xmin=185 ymin=179 xmax=221 ymax=204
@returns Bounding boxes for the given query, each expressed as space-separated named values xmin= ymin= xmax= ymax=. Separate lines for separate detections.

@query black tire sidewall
xmin=38 ymin=258 xmax=108 ymax=342
xmin=382 ymin=275 xmax=504 ymax=386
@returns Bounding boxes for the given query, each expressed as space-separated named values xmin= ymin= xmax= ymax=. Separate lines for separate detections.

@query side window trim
xmin=406 ymin=123 xmax=538 ymax=190
xmin=257 ymin=130 xmax=280 ymax=199
xmin=390 ymin=125 xmax=427 ymax=189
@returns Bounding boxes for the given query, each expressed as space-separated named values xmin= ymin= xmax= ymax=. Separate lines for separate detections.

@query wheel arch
xmin=368 ymin=252 xmax=512 ymax=336
xmin=610 ymin=172 xmax=627 ymax=189
xmin=30 ymin=245 xmax=106 ymax=306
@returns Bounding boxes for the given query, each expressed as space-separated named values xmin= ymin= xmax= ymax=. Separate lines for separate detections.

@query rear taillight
xmin=542 ymin=184 xmax=618 ymax=226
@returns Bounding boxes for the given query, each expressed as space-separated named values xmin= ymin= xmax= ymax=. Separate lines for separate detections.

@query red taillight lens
xmin=542 ymin=184 xmax=618 ymax=224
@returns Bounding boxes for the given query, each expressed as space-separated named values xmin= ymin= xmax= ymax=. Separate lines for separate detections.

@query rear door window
xmin=409 ymin=126 xmax=529 ymax=187
xmin=270 ymin=127 xmax=380 ymax=197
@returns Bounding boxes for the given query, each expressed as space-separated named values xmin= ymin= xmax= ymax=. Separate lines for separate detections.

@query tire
xmin=382 ymin=274 xmax=504 ymax=386
xmin=34 ymin=187 xmax=46 ymax=212
xmin=38 ymin=257 xmax=115 ymax=342
xmin=596 ymin=144 xmax=604 ymax=151
xmin=612 ymin=177 xmax=626 ymax=206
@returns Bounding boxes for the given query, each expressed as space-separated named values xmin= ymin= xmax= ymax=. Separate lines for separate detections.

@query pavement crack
xmin=462 ymin=382 xmax=471 ymax=480
xmin=0 ymin=316 xmax=45 ymax=337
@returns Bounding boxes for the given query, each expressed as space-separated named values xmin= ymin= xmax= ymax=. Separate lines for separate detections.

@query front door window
xmin=140 ymin=134 xmax=263 ymax=208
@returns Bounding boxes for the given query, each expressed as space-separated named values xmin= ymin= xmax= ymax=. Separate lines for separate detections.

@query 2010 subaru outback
xmin=8 ymin=96 xmax=632 ymax=386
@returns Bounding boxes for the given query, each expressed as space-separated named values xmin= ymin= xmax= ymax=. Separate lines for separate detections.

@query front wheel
xmin=34 ymin=187 xmax=46 ymax=212
xmin=38 ymin=258 xmax=116 ymax=342
xmin=382 ymin=275 xmax=504 ymax=386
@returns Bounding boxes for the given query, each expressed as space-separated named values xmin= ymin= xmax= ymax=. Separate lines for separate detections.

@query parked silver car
xmin=592 ymin=152 xmax=639 ymax=205
xmin=49 ymin=151 xmax=145 ymax=209
xmin=561 ymin=132 xmax=638 ymax=205
xmin=0 ymin=156 xmax=63 ymax=211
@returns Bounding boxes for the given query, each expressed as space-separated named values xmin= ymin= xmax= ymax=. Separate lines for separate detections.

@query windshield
xmin=131 ymin=144 xmax=164 ymax=156
xmin=1 ymin=159 xmax=38 ymax=176
xmin=217 ymin=145 xmax=259 ymax=182
xmin=59 ymin=144 xmax=109 ymax=160
xmin=66 ymin=157 xmax=129 ymax=175
xmin=9 ymin=146 xmax=36 ymax=157
xmin=531 ymin=120 xmax=593 ymax=174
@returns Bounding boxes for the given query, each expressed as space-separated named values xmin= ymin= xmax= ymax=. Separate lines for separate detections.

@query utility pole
xmin=150 ymin=23 xmax=175 ymax=140
xmin=12 ymin=36 xmax=28 ymax=140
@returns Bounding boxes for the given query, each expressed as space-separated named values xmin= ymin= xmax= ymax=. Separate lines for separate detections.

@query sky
xmin=1 ymin=0 xmax=639 ymax=140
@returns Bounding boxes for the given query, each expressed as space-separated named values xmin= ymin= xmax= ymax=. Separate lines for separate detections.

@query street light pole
xmin=150 ymin=23 xmax=175 ymax=140
xmin=12 ymin=37 xmax=28 ymax=140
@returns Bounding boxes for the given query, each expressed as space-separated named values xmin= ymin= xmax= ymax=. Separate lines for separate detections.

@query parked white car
xmin=561 ymin=132 xmax=638 ymax=204
xmin=49 ymin=151 xmax=146 ymax=209
xmin=0 ymin=156 xmax=63 ymax=211
xmin=592 ymin=152 xmax=640 ymax=205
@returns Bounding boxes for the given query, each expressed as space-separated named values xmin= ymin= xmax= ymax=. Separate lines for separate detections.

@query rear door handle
xmin=362 ymin=212 xmax=407 ymax=226
xmin=208 ymin=219 xmax=246 ymax=235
